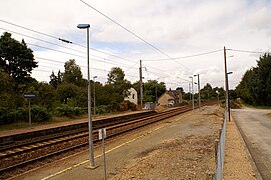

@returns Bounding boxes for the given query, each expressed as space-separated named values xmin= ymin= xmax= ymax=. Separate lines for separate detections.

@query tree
xmin=0 ymin=32 xmax=38 ymax=84
xmin=107 ymin=67 xmax=131 ymax=98
xmin=132 ymin=80 xmax=166 ymax=103
xmin=50 ymin=70 xmax=62 ymax=88
xmin=236 ymin=53 xmax=271 ymax=106
xmin=62 ymin=59 xmax=86 ymax=86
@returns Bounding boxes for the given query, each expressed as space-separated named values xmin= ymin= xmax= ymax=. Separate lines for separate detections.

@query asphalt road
xmin=232 ymin=108 xmax=271 ymax=180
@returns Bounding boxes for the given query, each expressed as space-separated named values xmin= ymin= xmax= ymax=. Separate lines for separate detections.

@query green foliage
xmin=0 ymin=32 xmax=38 ymax=85
xmin=236 ymin=53 xmax=271 ymax=106
xmin=62 ymin=59 xmax=86 ymax=87
xmin=133 ymin=80 xmax=166 ymax=103
xmin=31 ymin=105 xmax=52 ymax=122
xmin=50 ymin=70 xmax=62 ymax=88
xmin=54 ymin=104 xmax=84 ymax=117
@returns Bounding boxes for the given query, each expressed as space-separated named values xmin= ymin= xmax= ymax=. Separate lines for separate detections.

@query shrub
xmin=54 ymin=104 xmax=83 ymax=117
xmin=0 ymin=107 xmax=28 ymax=125
xmin=96 ymin=105 xmax=110 ymax=114
xmin=31 ymin=105 xmax=52 ymax=122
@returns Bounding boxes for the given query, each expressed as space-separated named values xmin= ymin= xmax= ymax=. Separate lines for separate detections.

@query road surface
xmin=232 ymin=108 xmax=271 ymax=179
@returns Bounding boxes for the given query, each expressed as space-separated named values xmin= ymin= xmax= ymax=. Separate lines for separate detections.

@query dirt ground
xmin=110 ymin=106 xmax=223 ymax=180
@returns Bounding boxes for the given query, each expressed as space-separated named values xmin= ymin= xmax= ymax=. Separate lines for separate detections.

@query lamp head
xmin=77 ymin=24 xmax=90 ymax=29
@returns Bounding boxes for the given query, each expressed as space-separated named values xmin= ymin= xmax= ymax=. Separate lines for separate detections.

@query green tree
xmin=62 ymin=59 xmax=86 ymax=86
xmin=132 ymin=80 xmax=166 ymax=103
xmin=107 ymin=67 xmax=131 ymax=99
xmin=0 ymin=32 xmax=38 ymax=84
xmin=236 ymin=53 xmax=271 ymax=105
xmin=50 ymin=70 xmax=62 ymax=88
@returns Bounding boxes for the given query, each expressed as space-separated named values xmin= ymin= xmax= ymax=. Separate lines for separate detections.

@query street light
xmin=194 ymin=74 xmax=201 ymax=111
xmin=77 ymin=23 xmax=95 ymax=168
xmin=224 ymin=46 xmax=234 ymax=122
xmin=93 ymin=76 xmax=97 ymax=115
xmin=189 ymin=76 xmax=195 ymax=114
xmin=227 ymin=71 xmax=233 ymax=121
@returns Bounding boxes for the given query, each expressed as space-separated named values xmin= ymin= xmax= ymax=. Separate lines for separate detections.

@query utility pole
xmin=194 ymin=74 xmax=201 ymax=111
xmin=198 ymin=74 xmax=201 ymax=110
xmin=139 ymin=60 xmax=143 ymax=108
xmin=224 ymin=46 xmax=230 ymax=121
xmin=189 ymin=76 xmax=195 ymax=114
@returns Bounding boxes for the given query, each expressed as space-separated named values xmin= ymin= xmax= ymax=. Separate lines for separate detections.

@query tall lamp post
xmin=224 ymin=46 xmax=234 ymax=122
xmin=93 ymin=76 xmax=97 ymax=115
xmin=77 ymin=24 xmax=95 ymax=168
xmin=194 ymin=74 xmax=201 ymax=110
xmin=189 ymin=76 xmax=194 ymax=114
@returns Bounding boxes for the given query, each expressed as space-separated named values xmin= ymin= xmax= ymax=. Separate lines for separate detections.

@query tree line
xmin=236 ymin=53 xmax=271 ymax=106
xmin=0 ymin=32 xmax=168 ymax=125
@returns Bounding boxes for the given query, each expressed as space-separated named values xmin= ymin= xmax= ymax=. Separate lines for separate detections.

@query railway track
xmin=0 ymin=102 xmax=215 ymax=179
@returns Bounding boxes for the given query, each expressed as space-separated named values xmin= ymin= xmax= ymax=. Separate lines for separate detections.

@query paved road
xmin=232 ymin=108 xmax=271 ymax=179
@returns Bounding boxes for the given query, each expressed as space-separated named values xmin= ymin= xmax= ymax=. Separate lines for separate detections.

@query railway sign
xmin=23 ymin=93 xmax=35 ymax=99
xmin=98 ymin=128 xmax=106 ymax=140
xmin=23 ymin=93 xmax=35 ymax=127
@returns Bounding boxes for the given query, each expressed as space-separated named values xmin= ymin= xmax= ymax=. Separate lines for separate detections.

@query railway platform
xmin=10 ymin=106 xmax=224 ymax=180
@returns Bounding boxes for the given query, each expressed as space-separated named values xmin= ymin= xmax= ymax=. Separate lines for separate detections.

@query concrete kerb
xmin=231 ymin=113 xmax=263 ymax=180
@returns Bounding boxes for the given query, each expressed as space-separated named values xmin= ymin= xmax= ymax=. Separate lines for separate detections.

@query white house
xmin=124 ymin=87 xmax=138 ymax=105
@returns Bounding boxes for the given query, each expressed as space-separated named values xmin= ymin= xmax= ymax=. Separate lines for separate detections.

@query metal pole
xmin=139 ymin=60 xmax=143 ymax=108
xmin=224 ymin=46 xmax=230 ymax=121
xmin=191 ymin=77 xmax=194 ymax=114
xmin=29 ymin=99 xmax=31 ymax=127
xmin=102 ymin=130 xmax=107 ymax=180
xmin=197 ymin=74 xmax=201 ymax=110
xmin=87 ymin=27 xmax=95 ymax=167
xmin=93 ymin=77 xmax=96 ymax=115
xmin=189 ymin=82 xmax=191 ymax=103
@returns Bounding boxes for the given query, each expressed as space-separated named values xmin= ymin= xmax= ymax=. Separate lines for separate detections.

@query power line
xmin=227 ymin=48 xmax=266 ymax=54
xmin=27 ymin=43 xmax=86 ymax=58
xmin=0 ymin=27 xmax=86 ymax=54
xmin=79 ymin=0 xmax=185 ymax=67
xmin=143 ymin=49 xmax=223 ymax=61
xmin=0 ymin=19 xmax=136 ymax=63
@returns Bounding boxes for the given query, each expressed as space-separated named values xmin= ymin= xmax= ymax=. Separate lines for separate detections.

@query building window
xmin=132 ymin=94 xmax=135 ymax=99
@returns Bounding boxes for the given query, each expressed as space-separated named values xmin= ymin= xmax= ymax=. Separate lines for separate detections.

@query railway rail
xmin=0 ymin=102 xmax=216 ymax=179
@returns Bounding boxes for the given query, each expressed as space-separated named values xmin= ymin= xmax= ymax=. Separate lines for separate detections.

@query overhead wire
xmin=143 ymin=49 xmax=223 ymax=61
xmin=79 ymin=0 xmax=188 ymax=69
xmin=0 ymin=19 xmax=137 ymax=63
xmin=227 ymin=48 xmax=265 ymax=54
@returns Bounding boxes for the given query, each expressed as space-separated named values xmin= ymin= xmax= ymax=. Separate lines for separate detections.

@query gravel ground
xmin=109 ymin=106 xmax=223 ymax=180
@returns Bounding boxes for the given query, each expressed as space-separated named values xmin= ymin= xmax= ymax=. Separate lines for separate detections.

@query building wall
xmin=124 ymin=88 xmax=138 ymax=105
xmin=158 ymin=93 xmax=174 ymax=106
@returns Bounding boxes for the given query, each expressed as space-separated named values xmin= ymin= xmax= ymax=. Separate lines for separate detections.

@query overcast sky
xmin=1 ymin=0 xmax=270 ymax=92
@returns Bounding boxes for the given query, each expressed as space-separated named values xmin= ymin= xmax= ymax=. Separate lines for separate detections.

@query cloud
xmin=0 ymin=0 xmax=270 ymax=90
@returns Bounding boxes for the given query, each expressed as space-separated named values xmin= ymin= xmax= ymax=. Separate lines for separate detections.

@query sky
xmin=0 ymin=0 xmax=271 ymax=92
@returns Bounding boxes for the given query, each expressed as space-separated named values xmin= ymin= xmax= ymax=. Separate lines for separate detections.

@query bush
xmin=31 ymin=105 xmax=52 ymax=122
xmin=54 ymin=104 xmax=83 ymax=117
xmin=96 ymin=105 xmax=111 ymax=114
xmin=0 ymin=107 xmax=27 ymax=125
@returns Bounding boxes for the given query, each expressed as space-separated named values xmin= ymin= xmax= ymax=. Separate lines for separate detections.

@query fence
xmin=214 ymin=111 xmax=227 ymax=180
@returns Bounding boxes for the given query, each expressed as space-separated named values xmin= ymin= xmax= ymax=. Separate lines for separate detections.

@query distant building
xmin=124 ymin=87 xmax=138 ymax=105
xmin=157 ymin=89 xmax=183 ymax=107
